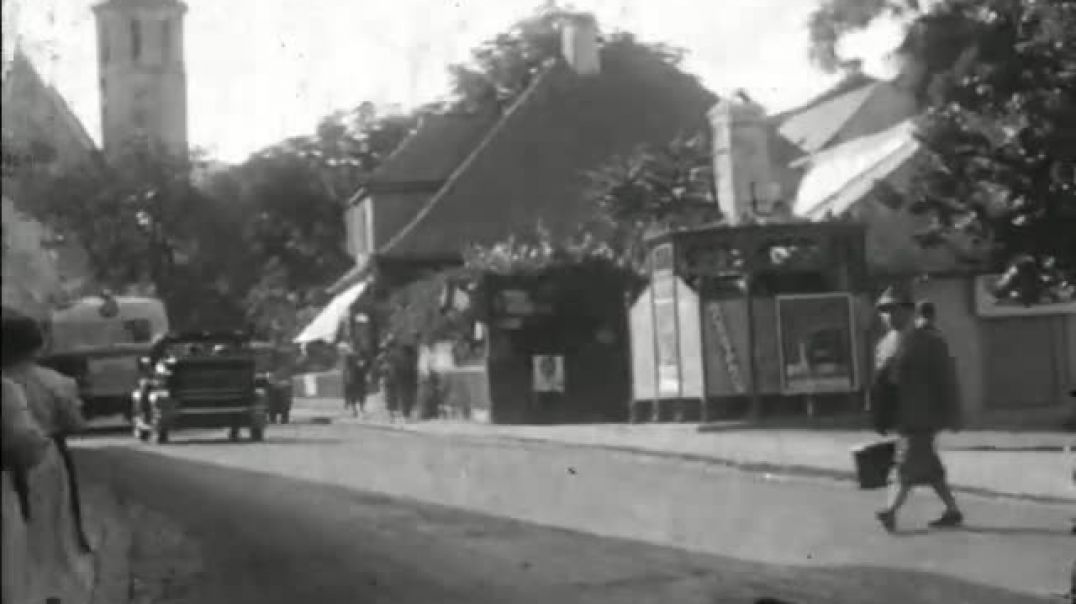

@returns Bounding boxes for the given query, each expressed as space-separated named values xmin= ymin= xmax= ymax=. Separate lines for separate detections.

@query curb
xmin=330 ymin=419 xmax=1076 ymax=507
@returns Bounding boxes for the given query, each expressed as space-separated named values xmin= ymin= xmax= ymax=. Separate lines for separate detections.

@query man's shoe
xmin=876 ymin=510 xmax=896 ymax=533
xmin=928 ymin=510 xmax=964 ymax=528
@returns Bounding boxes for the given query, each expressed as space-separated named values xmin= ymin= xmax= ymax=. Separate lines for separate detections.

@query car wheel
xmin=134 ymin=423 xmax=150 ymax=442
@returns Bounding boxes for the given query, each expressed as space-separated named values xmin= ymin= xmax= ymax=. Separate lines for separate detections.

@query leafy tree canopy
xmin=809 ymin=0 xmax=1076 ymax=303
xmin=585 ymin=134 xmax=722 ymax=269
xmin=19 ymin=141 xmax=247 ymax=328
xmin=448 ymin=2 xmax=685 ymax=110
xmin=235 ymin=102 xmax=428 ymax=343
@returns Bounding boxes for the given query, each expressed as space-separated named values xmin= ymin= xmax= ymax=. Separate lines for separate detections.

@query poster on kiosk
xmin=776 ymin=293 xmax=858 ymax=395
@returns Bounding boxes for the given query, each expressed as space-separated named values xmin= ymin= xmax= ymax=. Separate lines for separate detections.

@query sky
xmin=6 ymin=0 xmax=905 ymax=164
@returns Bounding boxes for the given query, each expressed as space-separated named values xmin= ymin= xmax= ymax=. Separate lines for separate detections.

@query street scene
xmin=3 ymin=0 xmax=1075 ymax=603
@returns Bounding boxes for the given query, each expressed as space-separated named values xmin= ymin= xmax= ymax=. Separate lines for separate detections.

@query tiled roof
xmin=379 ymin=51 xmax=716 ymax=259
xmin=368 ymin=111 xmax=497 ymax=187
xmin=777 ymin=81 xmax=881 ymax=154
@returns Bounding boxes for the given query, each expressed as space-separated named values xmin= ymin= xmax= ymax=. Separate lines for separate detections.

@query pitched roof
xmin=379 ymin=51 xmax=717 ymax=259
xmin=771 ymin=71 xmax=878 ymax=123
xmin=777 ymin=81 xmax=882 ymax=154
xmin=2 ymin=48 xmax=97 ymax=164
xmin=367 ymin=111 xmax=497 ymax=187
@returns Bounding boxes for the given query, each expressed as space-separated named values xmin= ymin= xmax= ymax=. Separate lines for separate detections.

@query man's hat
xmin=876 ymin=284 xmax=916 ymax=309
xmin=916 ymin=300 xmax=936 ymax=319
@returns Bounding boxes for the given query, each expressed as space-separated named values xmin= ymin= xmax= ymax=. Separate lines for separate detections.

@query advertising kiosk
xmin=628 ymin=222 xmax=872 ymax=422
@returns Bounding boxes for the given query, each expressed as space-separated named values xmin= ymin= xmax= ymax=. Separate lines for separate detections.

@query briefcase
xmin=852 ymin=440 xmax=896 ymax=490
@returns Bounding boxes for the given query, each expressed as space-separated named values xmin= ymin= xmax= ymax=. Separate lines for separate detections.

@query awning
xmin=794 ymin=119 xmax=919 ymax=219
xmin=292 ymin=279 xmax=369 ymax=344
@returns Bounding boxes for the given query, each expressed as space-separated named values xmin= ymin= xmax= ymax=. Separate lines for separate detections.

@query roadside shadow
xmin=161 ymin=436 xmax=342 ymax=446
xmin=890 ymin=525 xmax=1070 ymax=538
xmin=697 ymin=418 xmax=865 ymax=433
xmin=946 ymin=446 xmax=1070 ymax=452
xmin=956 ymin=525 xmax=1072 ymax=538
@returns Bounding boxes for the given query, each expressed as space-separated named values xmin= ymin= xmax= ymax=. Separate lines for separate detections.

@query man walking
xmin=872 ymin=285 xmax=964 ymax=532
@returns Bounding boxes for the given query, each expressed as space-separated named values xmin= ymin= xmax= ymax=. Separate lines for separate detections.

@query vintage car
xmin=252 ymin=341 xmax=295 ymax=424
xmin=131 ymin=330 xmax=268 ymax=443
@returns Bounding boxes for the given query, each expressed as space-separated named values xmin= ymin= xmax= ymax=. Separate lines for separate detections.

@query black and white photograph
xmin=2 ymin=0 xmax=1074 ymax=602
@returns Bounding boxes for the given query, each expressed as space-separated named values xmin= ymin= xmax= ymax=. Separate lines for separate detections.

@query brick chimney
xmin=561 ymin=13 xmax=600 ymax=76
xmin=708 ymin=91 xmax=780 ymax=224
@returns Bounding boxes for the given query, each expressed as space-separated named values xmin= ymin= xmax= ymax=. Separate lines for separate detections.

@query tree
xmin=808 ymin=0 xmax=1076 ymax=303
xmin=19 ymin=141 xmax=248 ymax=327
xmin=585 ymin=134 xmax=722 ymax=269
xmin=236 ymin=103 xmax=422 ymax=343
xmin=448 ymin=3 xmax=685 ymax=110
xmin=807 ymin=0 xmax=923 ymax=73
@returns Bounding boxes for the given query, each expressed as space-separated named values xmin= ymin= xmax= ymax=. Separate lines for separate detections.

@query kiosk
xmin=629 ymin=222 xmax=872 ymax=422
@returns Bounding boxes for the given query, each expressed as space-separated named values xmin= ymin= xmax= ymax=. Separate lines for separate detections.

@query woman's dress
xmin=2 ymin=376 xmax=51 ymax=604
xmin=5 ymin=365 xmax=93 ymax=603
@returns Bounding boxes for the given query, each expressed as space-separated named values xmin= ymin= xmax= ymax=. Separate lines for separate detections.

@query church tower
xmin=94 ymin=0 xmax=188 ymax=160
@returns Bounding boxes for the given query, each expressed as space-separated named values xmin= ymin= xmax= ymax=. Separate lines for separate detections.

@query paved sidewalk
xmin=293 ymin=397 xmax=1075 ymax=503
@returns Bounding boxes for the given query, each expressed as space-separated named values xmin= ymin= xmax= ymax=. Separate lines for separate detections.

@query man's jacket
xmin=872 ymin=326 xmax=961 ymax=434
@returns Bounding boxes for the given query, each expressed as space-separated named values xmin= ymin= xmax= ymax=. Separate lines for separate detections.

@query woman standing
xmin=1 ymin=311 xmax=93 ymax=602
xmin=2 ymin=374 xmax=52 ymax=604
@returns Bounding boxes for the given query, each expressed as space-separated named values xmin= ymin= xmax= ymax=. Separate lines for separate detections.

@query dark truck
xmin=131 ymin=330 xmax=268 ymax=444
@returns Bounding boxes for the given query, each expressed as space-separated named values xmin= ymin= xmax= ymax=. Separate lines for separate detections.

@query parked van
xmin=41 ymin=294 xmax=170 ymax=420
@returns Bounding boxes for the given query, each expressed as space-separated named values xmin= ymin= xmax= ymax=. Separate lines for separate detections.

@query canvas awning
xmin=793 ymin=119 xmax=919 ymax=219
xmin=292 ymin=279 xmax=369 ymax=344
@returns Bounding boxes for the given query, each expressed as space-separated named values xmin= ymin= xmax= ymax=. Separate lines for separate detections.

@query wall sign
xmin=532 ymin=355 xmax=565 ymax=393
